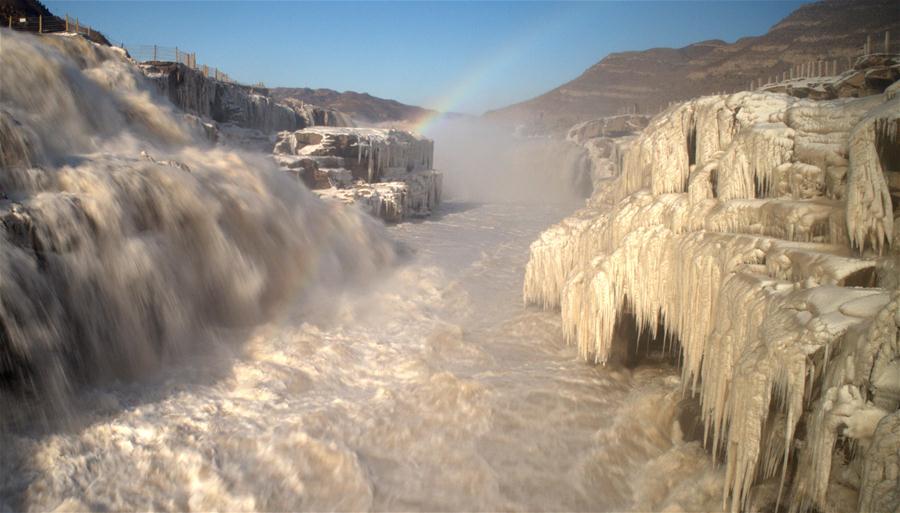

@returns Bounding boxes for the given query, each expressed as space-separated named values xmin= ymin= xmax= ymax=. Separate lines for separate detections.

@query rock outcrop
xmin=271 ymin=87 xmax=436 ymax=125
xmin=139 ymin=62 xmax=351 ymax=134
xmin=273 ymin=127 xmax=441 ymax=222
xmin=524 ymin=77 xmax=900 ymax=511
xmin=759 ymin=54 xmax=900 ymax=100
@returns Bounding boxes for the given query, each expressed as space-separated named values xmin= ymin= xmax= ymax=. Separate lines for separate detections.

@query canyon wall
xmin=524 ymin=79 xmax=900 ymax=511
xmin=487 ymin=0 xmax=900 ymax=132
xmin=139 ymin=62 xmax=352 ymax=134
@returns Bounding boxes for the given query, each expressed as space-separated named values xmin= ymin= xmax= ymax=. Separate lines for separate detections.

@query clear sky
xmin=45 ymin=1 xmax=808 ymax=114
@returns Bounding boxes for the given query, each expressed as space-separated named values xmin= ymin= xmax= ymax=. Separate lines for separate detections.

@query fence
xmin=6 ymin=13 xmax=98 ymax=38
xmin=4 ymin=14 xmax=248 ymax=86
xmin=749 ymin=30 xmax=899 ymax=90
xmin=125 ymin=44 xmax=249 ymax=86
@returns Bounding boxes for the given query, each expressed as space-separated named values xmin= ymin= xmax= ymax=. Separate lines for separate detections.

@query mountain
xmin=270 ymin=88 xmax=436 ymax=125
xmin=485 ymin=0 xmax=900 ymax=131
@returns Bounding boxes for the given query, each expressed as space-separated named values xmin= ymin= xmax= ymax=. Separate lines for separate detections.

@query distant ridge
xmin=271 ymin=87 xmax=437 ymax=125
xmin=485 ymin=0 xmax=900 ymax=131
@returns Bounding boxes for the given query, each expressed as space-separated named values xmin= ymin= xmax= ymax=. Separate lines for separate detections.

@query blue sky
xmin=46 ymin=1 xmax=808 ymax=114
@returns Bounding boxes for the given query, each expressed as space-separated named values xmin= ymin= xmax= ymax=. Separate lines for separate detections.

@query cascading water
xmin=2 ymin=31 xmax=724 ymax=513
xmin=0 ymin=31 xmax=396 ymax=418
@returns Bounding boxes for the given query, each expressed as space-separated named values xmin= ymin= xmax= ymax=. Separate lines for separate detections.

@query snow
xmin=524 ymin=81 xmax=900 ymax=511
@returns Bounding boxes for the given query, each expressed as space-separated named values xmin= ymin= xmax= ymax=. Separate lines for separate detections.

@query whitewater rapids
xmin=1 ymin=202 xmax=724 ymax=512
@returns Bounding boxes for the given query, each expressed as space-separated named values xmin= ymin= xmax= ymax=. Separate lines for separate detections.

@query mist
xmin=429 ymin=118 xmax=591 ymax=205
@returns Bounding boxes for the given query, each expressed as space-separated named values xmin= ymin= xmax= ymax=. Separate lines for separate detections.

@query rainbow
xmin=410 ymin=5 xmax=576 ymax=136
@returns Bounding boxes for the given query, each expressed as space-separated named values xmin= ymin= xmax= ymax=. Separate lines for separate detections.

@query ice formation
xmin=273 ymin=127 xmax=441 ymax=221
xmin=524 ymin=75 xmax=900 ymax=510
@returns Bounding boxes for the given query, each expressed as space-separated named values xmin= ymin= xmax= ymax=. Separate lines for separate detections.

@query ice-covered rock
xmin=273 ymin=127 xmax=440 ymax=221
xmin=567 ymin=114 xmax=650 ymax=145
xmin=524 ymin=81 xmax=900 ymax=512
xmin=316 ymin=171 xmax=442 ymax=223
xmin=274 ymin=127 xmax=434 ymax=183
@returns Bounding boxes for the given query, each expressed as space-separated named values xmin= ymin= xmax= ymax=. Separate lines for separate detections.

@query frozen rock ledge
xmin=524 ymin=77 xmax=900 ymax=512
xmin=273 ymin=127 xmax=441 ymax=222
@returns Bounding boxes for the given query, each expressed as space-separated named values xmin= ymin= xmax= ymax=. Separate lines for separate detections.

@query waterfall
xmin=0 ymin=31 xmax=396 ymax=420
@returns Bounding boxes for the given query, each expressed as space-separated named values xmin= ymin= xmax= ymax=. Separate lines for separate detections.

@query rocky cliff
xmin=271 ymin=87 xmax=436 ymax=125
xmin=523 ymin=72 xmax=900 ymax=511
xmin=140 ymin=62 xmax=352 ymax=134
xmin=487 ymin=0 xmax=900 ymax=132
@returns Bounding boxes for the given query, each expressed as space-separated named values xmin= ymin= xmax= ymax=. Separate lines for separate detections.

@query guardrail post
xmin=38 ymin=15 xmax=42 ymax=33
xmin=866 ymin=35 xmax=871 ymax=55
xmin=886 ymin=31 xmax=891 ymax=53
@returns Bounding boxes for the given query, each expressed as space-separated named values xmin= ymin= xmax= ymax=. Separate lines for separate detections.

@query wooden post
xmin=75 ymin=18 xmax=79 ymax=33
xmin=175 ymin=47 xmax=179 ymax=64
xmin=866 ymin=34 xmax=871 ymax=55
xmin=87 ymin=26 xmax=91 ymax=37
xmin=886 ymin=31 xmax=891 ymax=53
xmin=153 ymin=45 xmax=157 ymax=61
xmin=38 ymin=15 xmax=42 ymax=33
xmin=65 ymin=14 xmax=69 ymax=32
xmin=8 ymin=16 xmax=11 ymax=29
xmin=832 ymin=59 xmax=837 ymax=75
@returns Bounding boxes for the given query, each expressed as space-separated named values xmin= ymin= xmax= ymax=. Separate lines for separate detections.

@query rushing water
xmin=2 ymin=200 xmax=724 ymax=512
xmin=1 ymin=30 xmax=725 ymax=512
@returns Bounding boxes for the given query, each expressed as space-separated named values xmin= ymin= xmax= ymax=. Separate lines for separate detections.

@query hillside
xmin=271 ymin=87 xmax=436 ymax=125
xmin=486 ymin=0 xmax=900 ymax=131
xmin=1 ymin=0 xmax=112 ymax=45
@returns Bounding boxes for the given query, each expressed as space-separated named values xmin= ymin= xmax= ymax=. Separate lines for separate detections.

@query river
xmin=2 ymin=199 xmax=723 ymax=512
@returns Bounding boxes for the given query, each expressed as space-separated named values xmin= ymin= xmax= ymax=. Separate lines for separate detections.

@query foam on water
xmin=3 ymin=202 xmax=723 ymax=512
